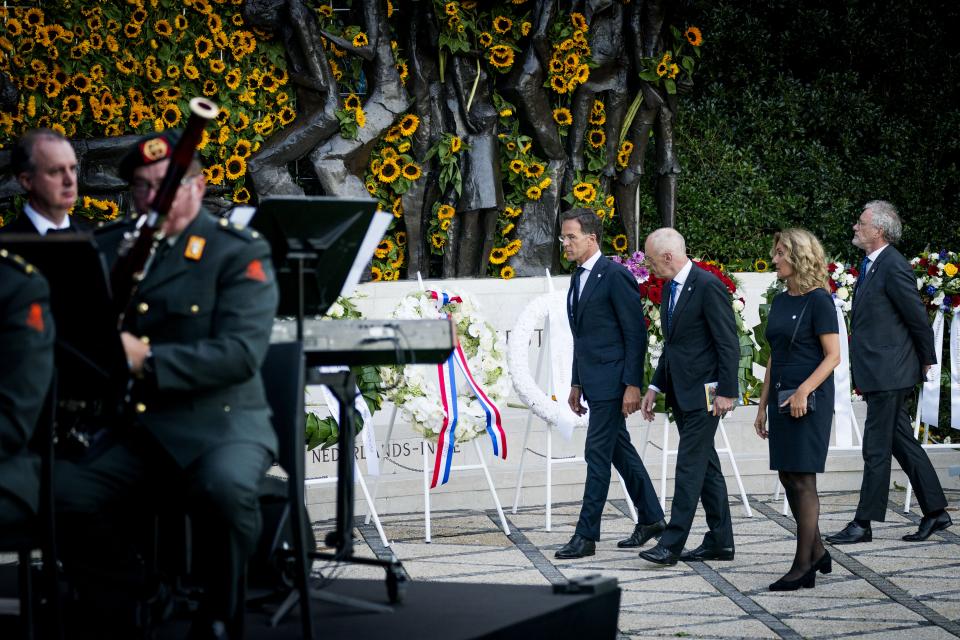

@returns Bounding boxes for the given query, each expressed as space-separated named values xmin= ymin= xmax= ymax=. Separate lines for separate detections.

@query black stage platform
xmin=154 ymin=578 xmax=621 ymax=640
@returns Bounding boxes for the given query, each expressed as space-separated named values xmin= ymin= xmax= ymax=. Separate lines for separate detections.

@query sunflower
xmin=478 ymin=32 xmax=493 ymax=47
xmin=395 ymin=231 xmax=407 ymax=246
xmin=437 ymin=204 xmax=455 ymax=220
xmin=202 ymin=79 xmax=217 ymax=96
xmin=444 ymin=2 xmax=458 ymax=16
xmin=234 ymin=139 xmax=253 ymax=158
xmin=524 ymin=163 xmax=544 ymax=179
xmin=71 ymin=73 xmax=91 ymax=92
xmin=521 ymin=21 xmax=531 ymax=37
xmin=685 ymin=26 xmax=703 ymax=46
xmin=440 ymin=219 xmax=451 ymax=231
xmin=184 ymin=62 xmax=200 ymax=80
xmin=505 ymin=239 xmax=522 ymax=254
xmin=552 ymin=107 xmax=572 ymax=126
xmin=225 ymin=69 xmax=241 ymax=90
xmin=62 ymin=95 xmax=83 ymax=117
xmin=225 ymin=154 xmax=247 ymax=180
xmin=207 ymin=13 xmax=223 ymax=32
xmin=278 ymin=106 xmax=295 ymax=125
xmin=381 ymin=147 xmax=399 ymax=160
xmin=620 ymin=141 xmax=634 ymax=155
xmin=548 ymin=57 xmax=564 ymax=74
xmin=449 ymin=135 xmax=463 ymax=153
xmin=575 ymin=64 xmax=590 ymax=84
xmin=572 ymin=182 xmax=597 ymax=203
xmin=587 ymin=128 xmax=605 ymax=149
xmin=165 ymin=64 xmax=180 ymax=80
xmin=192 ymin=36 xmax=213 ymax=60
xmin=489 ymin=44 xmax=514 ymax=69
xmin=505 ymin=205 xmax=522 ymax=218
xmin=754 ymin=258 xmax=769 ymax=272
xmin=370 ymin=266 xmax=383 ymax=281
xmin=317 ymin=5 xmax=334 ymax=18
xmin=5 ymin=18 xmax=22 ymax=37
xmin=174 ymin=15 xmax=188 ymax=30
xmin=611 ymin=234 xmax=629 ymax=253
xmin=396 ymin=61 xmax=409 ymax=83
xmin=353 ymin=32 xmax=368 ymax=47
xmin=124 ymin=22 xmax=142 ymax=38
xmin=493 ymin=16 xmax=512 ymax=34
xmin=365 ymin=181 xmax=378 ymax=196
xmin=233 ymin=187 xmax=251 ymax=204
xmin=344 ymin=93 xmax=361 ymax=110
xmin=398 ymin=113 xmax=419 ymax=136
xmin=538 ymin=176 xmax=552 ymax=189
xmin=489 ymin=248 xmax=508 ymax=265
xmin=232 ymin=13 xmax=244 ymax=26
xmin=509 ymin=159 xmax=525 ymax=174
xmin=501 ymin=223 xmax=515 ymax=236
xmin=391 ymin=197 xmax=403 ymax=218
xmin=549 ymin=75 xmax=568 ymax=93
xmin=570 ymin=12 xmax=587 ymax=31
xmin=656 ymin=61 xmax=668 ymax=77
xmin=500 ymin=265 xmax=515 ymax=280
xmin=154 ymin=19 xmax=172 ymax=37
xmin=402 ymin=163 xmax=422 ymax=180
xmin=378 ymin=158 xmax=401 ymax=184
xmin=375 ymin=239 xmax=393 ymax=259
xmin=564 ymin=52 xmax=580 ymax=69
xmin=210 ymin=59 xmax=226 ymax=74
xmin=155 ymin=103 xmax=179 ymax=128
xmin=389 ymin=250 xmax=404 ymax=269
xmin=525 ymin=185 xmax=542 ymax=201
xmin=430 ymin=233 xmax=446 ymax=249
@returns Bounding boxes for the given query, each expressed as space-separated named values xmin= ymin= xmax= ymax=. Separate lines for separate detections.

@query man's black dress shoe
xmin=679 ymin=544 xmax=735 ymax=561
xmin=825 ymin=521 xmax=872 ymax=544
xmin=903 ymin=511 xmax=952 ymax=541
xmin=638 ymin=544 xmax=679 ymax=566
xmin=617 ymin=519 xmax=666 ymax=548
xmin=555 ymin=534 xmax=596 ymax=559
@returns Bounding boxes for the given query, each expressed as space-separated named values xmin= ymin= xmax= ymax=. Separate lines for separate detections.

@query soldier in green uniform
xmin=0 ymin=249 xmax=54 ymax=527
xmin=55 ymin=131 xmax=279 ymax=639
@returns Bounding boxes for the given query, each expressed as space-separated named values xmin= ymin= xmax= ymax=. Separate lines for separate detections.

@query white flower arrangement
xmin=380 ymin=291 xmax=511 ymax=443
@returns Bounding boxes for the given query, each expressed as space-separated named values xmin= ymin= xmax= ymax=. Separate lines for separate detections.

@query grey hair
xmin=11 ymin=128 xmax=68 ymax=176
xmin=864 ymin=200 xmax=902 ymax=244
xmin=646 ymin=227 xmax=686 ymax=256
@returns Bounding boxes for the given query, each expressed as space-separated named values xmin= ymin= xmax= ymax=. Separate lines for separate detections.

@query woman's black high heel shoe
xmin=769 ymin=566 xmax=816 ymax=591
xmin=813 ymin=550 xmax=832 ymax=574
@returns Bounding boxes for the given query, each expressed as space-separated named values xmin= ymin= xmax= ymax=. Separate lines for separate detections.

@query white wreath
xmin=380 ymin=291 xmax=511 ymax=443
xmin=508 ymin=291 xmax=589 ymax=435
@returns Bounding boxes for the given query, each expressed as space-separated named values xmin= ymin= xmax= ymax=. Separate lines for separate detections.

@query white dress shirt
xmin=648 ymin=259 xmax=693 ymax=395
xmin=24 ymin=203 xmax=72 ymax=235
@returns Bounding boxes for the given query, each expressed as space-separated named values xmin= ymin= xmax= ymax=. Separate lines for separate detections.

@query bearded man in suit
xmin=826 ymin=200 xmax=950 ymax=545
xmin=554 ymin=208 xmax=665 ymax=560
xmin=2 ymin=128 xmax=91 ymax=235
xmin=638 ymin=227 xmax=740 ymax=566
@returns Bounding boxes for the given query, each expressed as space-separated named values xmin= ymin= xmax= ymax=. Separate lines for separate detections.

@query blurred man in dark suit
xmin=826 ymin=201 xmax=950 ymax=545
xmin=638 ymin=227 xmax=740 ymax=566
xmin=1 ymin=128 xmax=90 ymax=235
xmin=0 ymin=249 xmax=54 ymax=527
xmin=555 ymin=208 xmax=664 ymax=560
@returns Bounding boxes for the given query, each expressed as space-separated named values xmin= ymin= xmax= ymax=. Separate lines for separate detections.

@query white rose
xmin=648 ymin=334 xmax=658 ymax=346
xmin=930 ymin=252 xmax=940 ymax=261
xmin=326 ymin=301 xmax=345 ymax=318
xmin=467 ymin=322 xmax=483 ymax=338
xmin=910 ymin=257 xmax=920 ymax=265
xmin=843 ymin=273 xmax=856 ymax=286
xmin=933 ymin=293 xmax=945 ymax=307
xmin=733 ymin=299 xmax=745 ymax=312
xmin=917 ymin=278 xmax=925 ymax=290
xmin=836 ymin=288 xmax=849 ymax=301
xmin=649 ymin=307 xmax=660 ymax=320
xmin=929 ymin=277 xmax=942 ymax=288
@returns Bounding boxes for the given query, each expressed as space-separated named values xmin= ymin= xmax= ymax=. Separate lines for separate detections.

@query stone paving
xmin=322 ymin=490 xmax=960 ymax=639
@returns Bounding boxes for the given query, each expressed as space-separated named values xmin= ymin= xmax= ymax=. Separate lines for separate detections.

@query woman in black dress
xmin=754 ymin=228 xmax=841 ymax=591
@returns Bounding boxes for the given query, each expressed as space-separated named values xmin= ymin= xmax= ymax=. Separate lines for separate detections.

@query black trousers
xmin=855 ymin=388 xmax=947 ymax=522
xmin=657 ymin=408 xmax=733 ymax=554
xmin=55 ymin=430 xmax=271 ymax=631
xmin=575 ymin=397 xmax=663 ymax=541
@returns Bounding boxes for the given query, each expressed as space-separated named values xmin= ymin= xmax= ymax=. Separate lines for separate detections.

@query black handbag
xmin=776 ymin=297 xmax=815 ymax=415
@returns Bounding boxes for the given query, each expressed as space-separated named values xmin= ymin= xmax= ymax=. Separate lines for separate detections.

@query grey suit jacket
xmin=850 ymin=245 xmax=936 ymax=393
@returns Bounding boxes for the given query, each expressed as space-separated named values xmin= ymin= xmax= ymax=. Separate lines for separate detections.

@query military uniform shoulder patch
xmin=244 ymin=259 xmax=268 ymax=282
xmin=26 ymin=302 xmax=45 ymax=333
xmin=0 ymin=248 xmax=37 ymax=275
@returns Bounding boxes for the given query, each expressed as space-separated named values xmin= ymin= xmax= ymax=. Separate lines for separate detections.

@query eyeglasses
xmin=558 ymin=233 xmax=590 ymax=245
xmin=131 ymin=174 xmax=200 ymax=197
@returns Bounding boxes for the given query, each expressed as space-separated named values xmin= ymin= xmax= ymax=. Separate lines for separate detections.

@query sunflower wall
xmin=0 ymin=0 xmax=703 ymax=281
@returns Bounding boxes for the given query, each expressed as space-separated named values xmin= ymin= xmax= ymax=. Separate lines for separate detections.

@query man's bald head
xmin=643 ymin=227 xmax=689 ymax=280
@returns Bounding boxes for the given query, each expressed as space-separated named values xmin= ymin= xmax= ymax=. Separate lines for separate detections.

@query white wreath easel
xmin=508 ymin=271 xmax=640 ymax=531
xmin=365 ymin=275 xmax=510 ymax=542
xmin=305 ymin=379 xmax=391 ymax=547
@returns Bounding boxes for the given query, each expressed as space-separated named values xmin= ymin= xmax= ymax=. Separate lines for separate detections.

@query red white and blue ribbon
xmin=428 ymin=290 xmax=508 ymax=488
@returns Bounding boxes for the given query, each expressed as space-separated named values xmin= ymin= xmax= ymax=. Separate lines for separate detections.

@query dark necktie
xmin=854 ymin=256 xmax=871 ymax=297
xmin=666 ymin=280 xmax=679 ymax=333
xmin=571 ymin=266 xmax=585 ymax=318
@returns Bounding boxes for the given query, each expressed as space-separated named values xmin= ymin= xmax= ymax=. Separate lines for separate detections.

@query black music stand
xmin=0 ymin=234 xmax=129 ymax=446
xmin=252 ymin=197 xmax=407 ymax=619
xmin=253 ymin=196 xmax=380 ymax=340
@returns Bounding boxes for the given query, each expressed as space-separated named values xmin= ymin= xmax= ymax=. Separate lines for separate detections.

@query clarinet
xmin=110 ymin=97 xmax=219 ymax=324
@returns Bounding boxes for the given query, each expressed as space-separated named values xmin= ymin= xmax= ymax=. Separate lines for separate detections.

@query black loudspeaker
xmin=249 ymin=476 xmax=317 ymax=592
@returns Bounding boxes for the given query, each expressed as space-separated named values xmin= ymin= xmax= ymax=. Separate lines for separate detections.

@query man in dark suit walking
xmin=1 ymin=128 xmax=91 ymax=235
xmin=55 ymin=132 xmax=279 ymax=638
xmin=826 ymin=200 xmax=950 ymax=545
xmin=638 ymin=227 xmax=740 ymax=565
xmin=555 ymin=209 xmax=664 ymax=560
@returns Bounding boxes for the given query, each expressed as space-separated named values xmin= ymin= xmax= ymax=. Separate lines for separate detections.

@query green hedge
xmin=637 ymin=0 xmax=960 ymax=263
